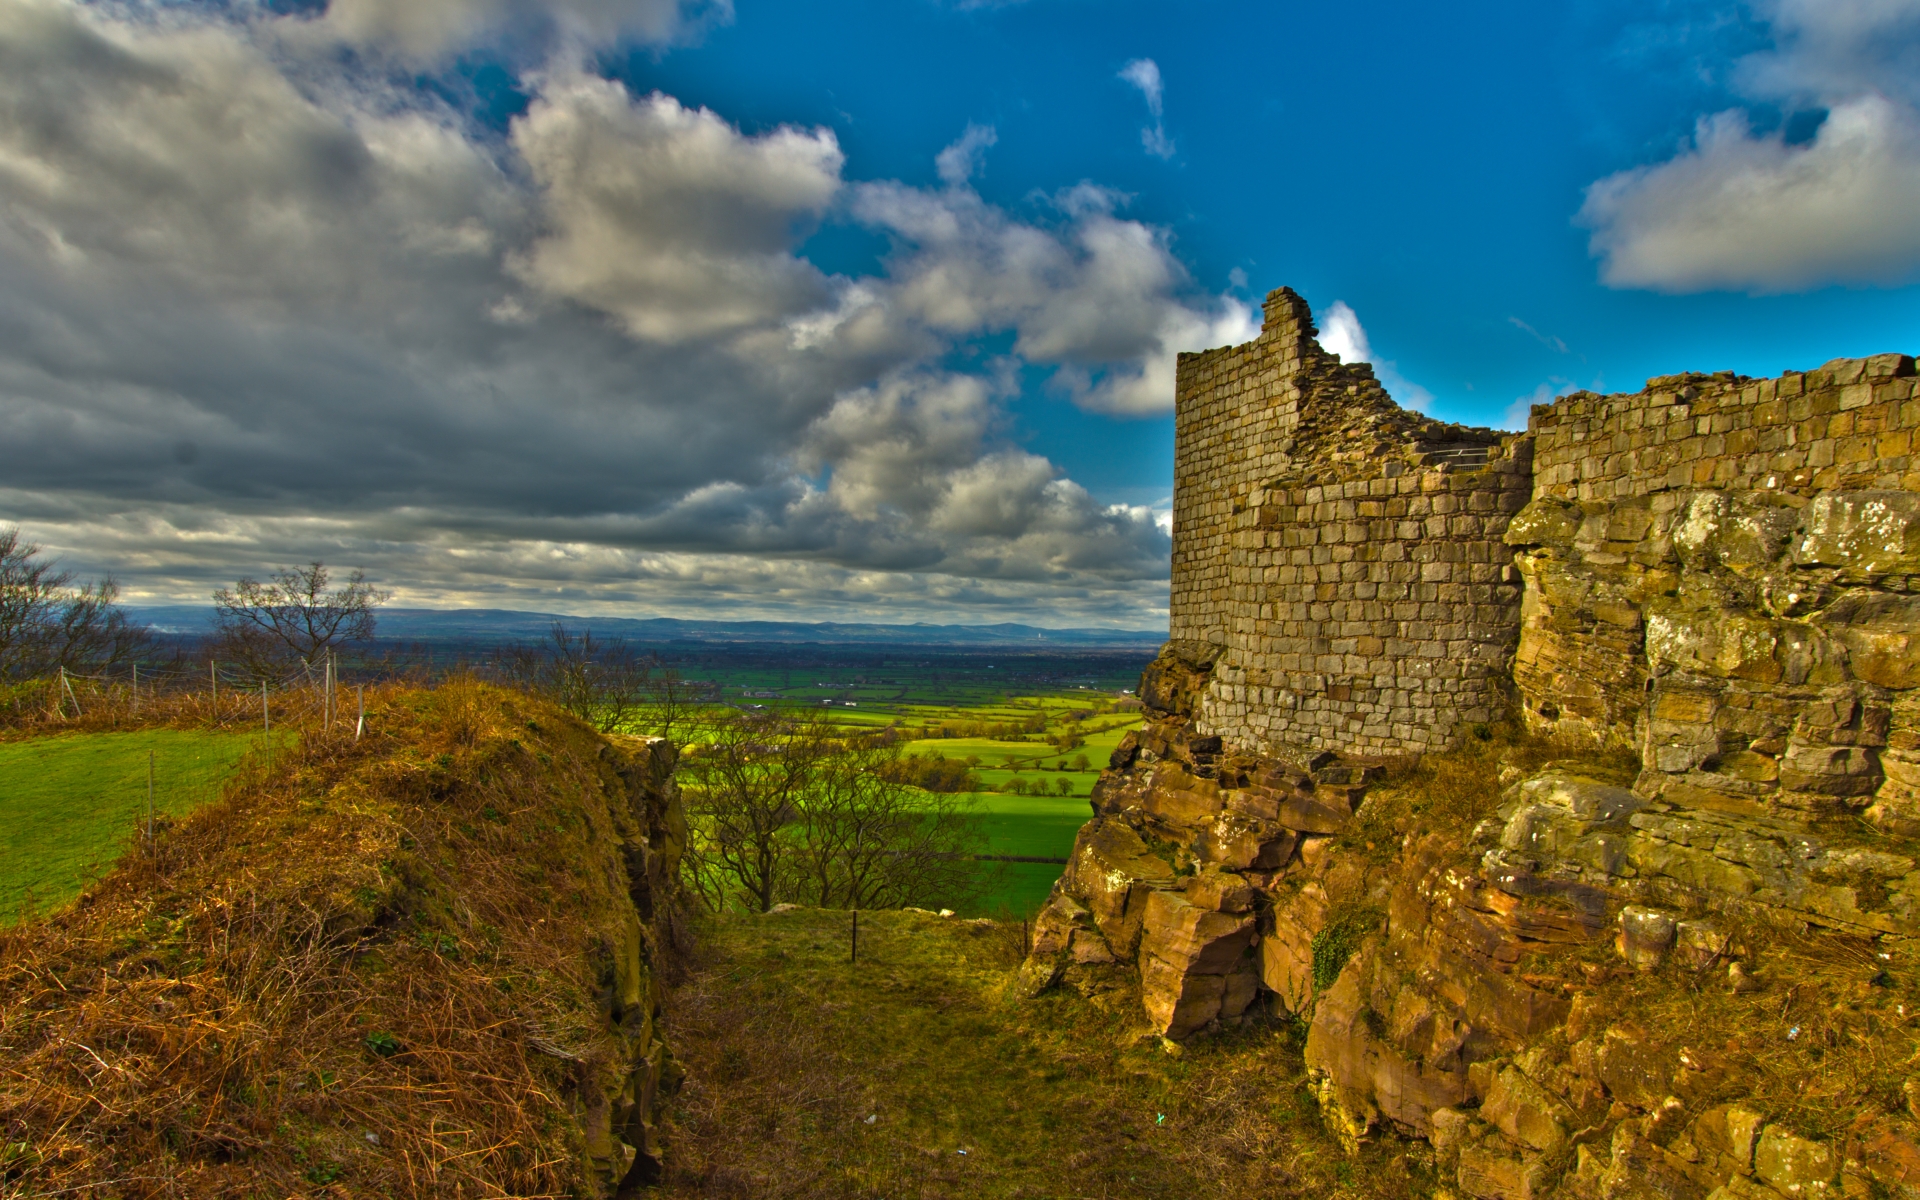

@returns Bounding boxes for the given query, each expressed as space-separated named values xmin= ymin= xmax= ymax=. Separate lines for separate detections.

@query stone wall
xmin=1028 ymin=297 xmax=1920 ymax=1200
xmin=1173 ymin=289 xmax=1528 ymax=758
xmin=1509 ymin=354 xmax=1920 ymax=824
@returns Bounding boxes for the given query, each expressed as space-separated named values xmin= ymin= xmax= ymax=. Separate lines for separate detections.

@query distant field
xmin=0 ymin=730 xmax=257 ymax=924
xmin=913 ymin=718 xmax=1138 ymax=916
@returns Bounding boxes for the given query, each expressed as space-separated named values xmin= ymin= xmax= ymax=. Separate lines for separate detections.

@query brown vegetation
xmin=0 ymin=678 xmax=679 ymax=1198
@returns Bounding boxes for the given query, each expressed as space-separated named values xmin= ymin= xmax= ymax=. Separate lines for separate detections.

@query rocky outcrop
xmin=1025 ymin=303 xmax=1920 ymax=1200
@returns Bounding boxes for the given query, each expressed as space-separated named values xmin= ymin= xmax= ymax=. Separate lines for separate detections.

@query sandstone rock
xmin=1298 ymin=834 xmax=1337 ymax=871
xmin=1140 ymin=890 xmax=1255 ymax=975
xmin=1140 ymin=764 xmax=1226 ymax=827
xmin=1794 ymin=492 xmax=1920 ymax=579
xmin=1819 ymin=592 xmax=1920 ymax=688
xmin=1617 ymin=906 xmax=1678 ymax=970
xmin=1672 ymin=920 xmax=1732 ymax=970
xmin=1707 ymin=1177 xmax=1791 ymax=1200
xmin=1600 ymin=1125 xmax=1712 ymax=1200
xmin=1062 ymin=817 xmax=1175 ymax=957
xmin=1259 ymin=882 xmax=1329 ymax=1014
xmin=1506 ymin=497 xmax=1582 ymax=548
xmin=1305 ymin=946 xmax=1472 ymax=1135
xmin=1458 ymin=1142 xmax=1552 ymax=1200
xmin=1028 ymin=891 xmax=1087 ymax=956
xmin=1138 ymin=953 xmax=1229 ymax=1038
xmin=1195 ymin=816 xmax=1296 ymax=871
xmin=1185 ymin=868 xmax=1257 ymax=912
xmin=1482 ymin=1065 xmax=1575 ymax=1154
xmin=1755 ymin=1125 xmax=1836 ymax=1196
xmin=1069 ymin=927 xmax=1116 ymax=965
xmin=1278 ymin=789 xmax=1356 ymax=834
xmin=1594 ymin=1024 xmax=1677 ymax=1109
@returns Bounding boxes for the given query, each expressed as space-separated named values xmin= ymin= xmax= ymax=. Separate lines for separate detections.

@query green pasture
xmin=914 ymin=718 xmax=1140 ymax=916
xmin=0 ymin=730 xmax=257 ymax=925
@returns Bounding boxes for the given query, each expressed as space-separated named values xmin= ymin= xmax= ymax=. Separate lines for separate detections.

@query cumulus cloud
xmin=1118 ymin=58 xmax=1175 ymax=159
xmin=852 ymin=169 xmax=1253 ymax=414
xmin=510 ymin=78 xmax=842 ymax=341
xmin=310 ymin=0 xmax=733 ymax=62
xmin=0 ymin=0 xmax=1228 ymax=626
xmin=1582 ymin=0 xmax=1920 ymax=291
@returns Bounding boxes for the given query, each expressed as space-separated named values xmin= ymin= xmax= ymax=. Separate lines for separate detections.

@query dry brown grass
xmin=656 ymin=906 xmax=1432 ymax=1200
xmin=0 ymin=677 xmax=668 ymax=1198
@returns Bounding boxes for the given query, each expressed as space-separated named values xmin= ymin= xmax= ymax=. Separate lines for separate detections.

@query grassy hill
xmin=654 ymin=905 xmax=1416 ymax=1199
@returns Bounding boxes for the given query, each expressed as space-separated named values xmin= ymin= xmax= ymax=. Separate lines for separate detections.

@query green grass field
xmin=905 ymin=719 xmax=1138 ymax=916
xmin=0 ymin=730 xmax=258 ymax=924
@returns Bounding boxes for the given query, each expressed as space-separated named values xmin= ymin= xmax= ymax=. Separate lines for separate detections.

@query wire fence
xmin=0 ymin=652 xmax=389 ymax=739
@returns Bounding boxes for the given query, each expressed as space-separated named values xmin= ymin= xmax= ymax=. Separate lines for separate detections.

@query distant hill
xmin=131 ymin=606 xmax=1167 ymax=649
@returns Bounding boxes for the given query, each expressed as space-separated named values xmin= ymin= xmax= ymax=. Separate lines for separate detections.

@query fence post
xmin=132 ymin=663 xmax=139 ymax=715
xmin=851 ymin=909 xmax=858 ymax=964
xmin=355 ymin=684 xmax=365 ymax=741
xmin=146 ymin=749 xmax=155 ymax=854
xmin=263 ymin=681 xmax=271 ymax=772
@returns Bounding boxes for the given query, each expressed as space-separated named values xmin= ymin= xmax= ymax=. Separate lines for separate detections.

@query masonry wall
xmin=1507 ymin=354 xmax=1920 ymax=821
xmin=1171 ymin=290 xmax=1529 ymax=759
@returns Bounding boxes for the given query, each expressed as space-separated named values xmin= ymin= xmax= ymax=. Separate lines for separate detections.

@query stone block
xmin=1482 ymin=1065 xmax=1575 ymax=1154
xmin=1618 ymin=906 xmax=1678 ymax=969
xmin=1755 ymin=1126 xmax=1837 ymax=1196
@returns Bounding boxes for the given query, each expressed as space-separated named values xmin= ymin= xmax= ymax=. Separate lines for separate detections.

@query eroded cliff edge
xmin=1023 ymin=294 xmax=1920 ymax=1200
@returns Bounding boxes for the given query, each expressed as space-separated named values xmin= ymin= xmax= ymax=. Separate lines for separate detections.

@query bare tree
xmin=212 ymin=562 xmax=388 ymax=675
xmin=0 ymin=528 xmax=149 ymax=680
xmin=791 ymin=734 xmax=987 ymax=911
xmin=678 ymin=712 xmax=829 ymax=913
xmin=679 ymin=712 xmax=988 ymax=914
xmin=495 ymin=622 xmax=660 ymax=733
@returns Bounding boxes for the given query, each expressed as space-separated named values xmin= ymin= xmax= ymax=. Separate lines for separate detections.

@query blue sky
xmin=0 ymin=0 xmax=1916 ymax=627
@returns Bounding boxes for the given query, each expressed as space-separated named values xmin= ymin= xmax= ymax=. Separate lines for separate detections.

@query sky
xmin=1 ymin=0 xmax=1917 ymax=630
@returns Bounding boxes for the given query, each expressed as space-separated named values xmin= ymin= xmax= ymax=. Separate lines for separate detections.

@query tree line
xmin=1 ymin=533 xmax=992 ymax=914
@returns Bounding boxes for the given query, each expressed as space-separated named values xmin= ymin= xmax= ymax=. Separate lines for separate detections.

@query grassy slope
xmin=0 ymin=683 xmax=677 ymax=1198
xmin=658 ymin=906 xmax=1420 ymax=1200
xmin=0 ymin=730 xmax=258 ymax=924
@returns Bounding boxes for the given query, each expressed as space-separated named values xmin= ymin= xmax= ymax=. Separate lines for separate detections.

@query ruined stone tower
xmin=1172 ymin=288 xmax=1529 ymax=758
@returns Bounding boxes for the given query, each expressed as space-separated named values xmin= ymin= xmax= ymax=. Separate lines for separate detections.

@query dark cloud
xmin=0 ymin=0 xmax=1242 ymax=625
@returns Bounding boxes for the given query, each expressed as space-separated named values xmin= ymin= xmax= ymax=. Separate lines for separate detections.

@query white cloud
xmin=1582 ymin=0 xmax=1920 ymax=292
xmin=935 ymin=123 xmax=997 ymax=187
xmin=309 ymin=0 xmax=733 ymax=61
xmin=509 ymin=78 xmax=843 ymax=342
xmin=1118 ymin=57 xmax=1175 ymax=160
xmin=1581 ymin=96 xmax=1920 ymax=292
xmin=1119 ymin=59 xmax=1163 ymax=117
xmin=1316 ymin=300 xmax=1371 ymax=365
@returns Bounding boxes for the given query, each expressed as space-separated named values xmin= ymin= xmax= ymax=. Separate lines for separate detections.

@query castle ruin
xmin=1024 ymin=288 xmax=1920 ymax=1199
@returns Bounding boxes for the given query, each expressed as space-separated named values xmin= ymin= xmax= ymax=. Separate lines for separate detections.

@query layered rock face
xmin=1024 ymin=294 xmax=1920 ymax=1199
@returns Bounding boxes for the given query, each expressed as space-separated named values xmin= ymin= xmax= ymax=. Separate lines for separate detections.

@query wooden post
xmin=355 ymin=685 xmax=365 ymax=741
xmin=132 ymin=663 xmax=138 ymax=715
xmin=263 ymin=681 xmax=270 ymax=772
xmin=851 ymin=909 xmax=858 ymax=964
xmin=210 ymin=660 xmax=217 ymax=712
xmin=146 ymin=749 xmax=155 ymax=852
